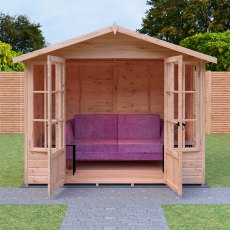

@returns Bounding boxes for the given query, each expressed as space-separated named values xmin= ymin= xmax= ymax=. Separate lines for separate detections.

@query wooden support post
xmin=200 ymin=62 xmax=206 ymax=184
xmin=47 ymin=56 xmax=52 ymax=196
xmin=206 ymin=71 xmax=212 ymax=134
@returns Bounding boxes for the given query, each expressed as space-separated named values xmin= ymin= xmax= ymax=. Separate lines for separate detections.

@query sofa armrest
xmin=70 ymin=118 xmax=75 ymax=137
xmin=160 ymin=119 xmax=164 ymax=144
xmin=66 ymin=120 xmax=75 ymax=144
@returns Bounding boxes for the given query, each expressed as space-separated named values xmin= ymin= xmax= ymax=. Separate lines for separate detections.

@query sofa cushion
xmin=118 ymin=114 xmax=160 ymax=139
xmin=76 ymin=152 xmax=162 ymax=160
xmin=76 ymin=139 xmax=118 ymax=153
xmin=75 ymin=115 xmax=118 ymax=139
xmin=118 ymin=138 xmax=163 ymax=154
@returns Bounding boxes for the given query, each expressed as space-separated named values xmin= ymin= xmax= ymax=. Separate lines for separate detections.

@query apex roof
xmin=13 ymin=24 xmax=217 ymax=63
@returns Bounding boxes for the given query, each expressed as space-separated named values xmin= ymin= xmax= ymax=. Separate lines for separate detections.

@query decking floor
xmin=65 ymin=161 xmax=164 ymax=184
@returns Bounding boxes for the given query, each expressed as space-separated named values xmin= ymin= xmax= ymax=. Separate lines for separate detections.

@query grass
xmin=206 ymin=134 xmax=230 ymax=187
xmin=0 ymin=134 xmax=24 ymax=187
xmin=163 ymin=204 xmax=230 ymax=230
xmin=0 ymin=204 xmax=67 ymax=229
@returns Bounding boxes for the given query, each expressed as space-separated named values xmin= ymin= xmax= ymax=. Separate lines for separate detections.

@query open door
xmin=47 ymin=55 xmax=66 ymax=195
xmin=164 ymin=56 xmax=183 ymax=196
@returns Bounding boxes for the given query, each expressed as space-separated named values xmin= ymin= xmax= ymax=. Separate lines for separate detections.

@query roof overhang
xmin=13 ymin=24 xmax=217 ymax=64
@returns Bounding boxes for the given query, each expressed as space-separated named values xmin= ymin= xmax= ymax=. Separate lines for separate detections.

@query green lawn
xmin=0 ymin=134 xmax=24 ymax=187
xmin=163 ymin=204 xmax=230 ymax=230
xmin=206 ymin=134 xmax=230 ymax=187
xmin=0 ymin=205 xmax=67 ymax=230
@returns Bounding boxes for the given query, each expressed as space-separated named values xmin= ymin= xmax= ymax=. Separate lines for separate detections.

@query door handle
xmin=182 ymin=123 xmax=186 ymax=130
xmin=175 ymin=122 xmax=180 ymax=129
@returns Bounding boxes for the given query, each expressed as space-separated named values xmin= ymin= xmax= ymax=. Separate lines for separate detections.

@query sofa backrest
xmin=75 ymin=114 xmax=118 ymax=139
xmin=118 ymin=114 xmax=161 ymax=139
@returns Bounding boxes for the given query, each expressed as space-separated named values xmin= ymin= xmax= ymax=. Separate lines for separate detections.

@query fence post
xmin=205 ymin=71 xmax=212 ymax=134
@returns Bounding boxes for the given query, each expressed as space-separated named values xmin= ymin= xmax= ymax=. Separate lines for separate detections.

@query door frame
xmin=164 ymin=55 xmax=183 ymax=196
xmin=47 ymin=55 xmax=66 ymax=195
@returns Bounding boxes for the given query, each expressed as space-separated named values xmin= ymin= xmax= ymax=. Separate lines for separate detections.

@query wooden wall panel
xmin=66 ymin=62 xmax=80 ymax=120
xmin=80 ymin=65 xmax=114 ymax=114
xmin=116 ymin=61 xmax=149 ymax=114
xmin=0 ymin=72 xmax=24 ymax=133
xmin=27 ymin=151 xmax=48 ymax=184
xmin=148 ymin=61 xmax=164 ymax=118
xmin=182 ymin=151 xmax=204 ymax=184
xmin=65 ymin=60 xmax=165 ymax=118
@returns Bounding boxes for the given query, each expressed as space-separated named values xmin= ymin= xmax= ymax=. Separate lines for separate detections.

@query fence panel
xmin=1 ymin=71 xmax=230 ymax=134
xmin=0 ymin=72 xmax=24 ymax=134
xmin=205 ymin=71 xmax=230 ymax=134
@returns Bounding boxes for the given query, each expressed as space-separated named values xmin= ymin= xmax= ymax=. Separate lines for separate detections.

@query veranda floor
xmin=65 ymin=161 xmax=164 ymax=185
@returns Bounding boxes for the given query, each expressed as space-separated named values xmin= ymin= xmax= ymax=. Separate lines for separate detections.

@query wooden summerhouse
xmin=14 ymin=25 xmax=217 ymax=196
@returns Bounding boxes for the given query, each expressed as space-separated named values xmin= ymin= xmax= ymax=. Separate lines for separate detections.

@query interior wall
xmin=65 ymin=59 xmax=164 ymax=120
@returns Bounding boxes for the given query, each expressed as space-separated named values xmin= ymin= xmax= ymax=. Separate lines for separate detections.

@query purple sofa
xmin=66 ymin=114 xmax=164 ymax=161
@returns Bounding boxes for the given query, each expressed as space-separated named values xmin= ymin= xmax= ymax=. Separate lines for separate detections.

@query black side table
xmin=66 ymin=143 xmax=76 ymax=175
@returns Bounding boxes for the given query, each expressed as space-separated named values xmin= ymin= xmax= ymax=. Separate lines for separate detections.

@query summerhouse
xmin=13 ymin=24 xmax=217 ymax=195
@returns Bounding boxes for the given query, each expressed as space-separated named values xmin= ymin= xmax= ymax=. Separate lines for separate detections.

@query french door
xmin=164 ymin=56 xmax=183 ymax=196
xmin=47 ymin=55 xmax=66 ymax=195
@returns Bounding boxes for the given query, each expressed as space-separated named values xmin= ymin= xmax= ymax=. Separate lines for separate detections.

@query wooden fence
xmin=205 ymin=71 xmax=230 ymax=134
xmin=0 ymin=72 xmax=24 ymax=134
xmin=0 ymin=71 xmax=230 ymax=134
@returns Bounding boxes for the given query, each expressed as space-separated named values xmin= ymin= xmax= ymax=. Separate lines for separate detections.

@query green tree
xmin=138 ymin=0 xmax=230 ymax=44
xmin=0 ymin=41 xmax=24 ymax=71
xmin=0 ymin=12 xmax=46 ymax=53
xmin=180 ymin=31 xmax=230 ymax=71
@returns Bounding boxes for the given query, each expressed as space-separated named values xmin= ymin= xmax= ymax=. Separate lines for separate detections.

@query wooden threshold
xmin=65 ymin=161 xmax=164 ymax=184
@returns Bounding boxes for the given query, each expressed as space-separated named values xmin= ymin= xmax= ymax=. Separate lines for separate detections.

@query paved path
xmin=1 ymin=187 xmax=230 ymax=229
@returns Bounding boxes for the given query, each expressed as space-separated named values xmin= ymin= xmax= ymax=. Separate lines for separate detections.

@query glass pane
xmin=166 ymin=121 xmax=179 ymax=149
xmin=174 ymin=93 xmax=178 ymax=120
xmin=33 ymin=93 xmax=44 ymax=119
xmin=33 ymin=65 xmax=45 ymax=91
xmin=52 ymin=93 xmax=56 ymax=119
xmin=185 ymin=65 xmax=197 ymax=91
xmin=174 ymin=64 xmax=178 ymax=91
xmin=33 ymin=121 xmax=45 ymax=147
xmin=174 ymin=123 xmax=179 ymax=148
xmin=52 ymin=123 xmax=56 ymax=148
xmin=52 ymin=64 xmax=56 ymax=91
xmin=183 ymin=121 xmax=197 ymax=149
xmin=185 ymin=93 xmax=196 ymax=120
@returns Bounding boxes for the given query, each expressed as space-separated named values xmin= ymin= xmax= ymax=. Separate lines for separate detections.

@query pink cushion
xmin=118 ymin=114 xmax=160 ymax=139
xmin=76 ymin=139 xmax=118 ymax=153
xmin=75 ymin=115 xmax=118 ymax=139
xmin=118 ymin=138 xmax=163 ymax=154
xmin=75 ymin=152 xmax=162 ymax=160
xmin=66 ymin=122 xmax=74 ymax=144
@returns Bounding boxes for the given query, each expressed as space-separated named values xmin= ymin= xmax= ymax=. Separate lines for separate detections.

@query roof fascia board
xmin=117 ymin=26 xmax=217 ymax=63
xmin=13 ymin=26 xmax=113 ymax=63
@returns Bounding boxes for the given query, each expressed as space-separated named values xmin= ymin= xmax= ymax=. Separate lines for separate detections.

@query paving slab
xmin=1 ymin=187 xmax=230 ymax=229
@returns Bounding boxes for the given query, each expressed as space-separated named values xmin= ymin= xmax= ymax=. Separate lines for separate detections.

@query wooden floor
xmin=65 ymin=161 xmax=164 ymax=184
